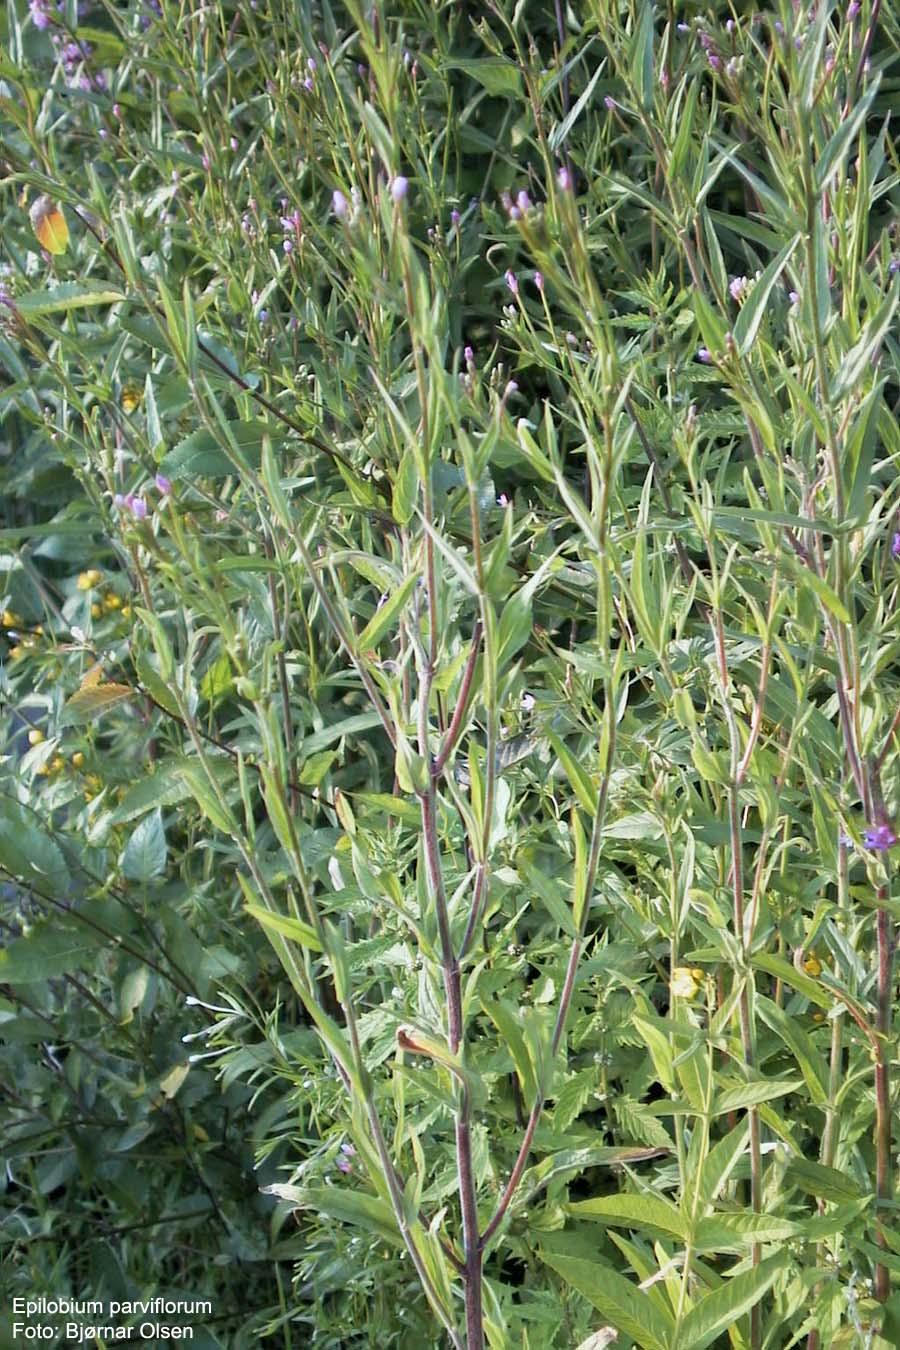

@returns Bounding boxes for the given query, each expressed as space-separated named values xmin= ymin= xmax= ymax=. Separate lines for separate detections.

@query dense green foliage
xmin=2 ymin=1 xmax=900 ymax=1346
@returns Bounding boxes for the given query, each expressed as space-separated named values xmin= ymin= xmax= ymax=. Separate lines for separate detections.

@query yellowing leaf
xmin=158 ymin=1063 xmax=190 ymax=1099
xmin=62 ymin=678 xmax=133 ymax=724
xmin=30 ymin=196 xmax=69 ymax=255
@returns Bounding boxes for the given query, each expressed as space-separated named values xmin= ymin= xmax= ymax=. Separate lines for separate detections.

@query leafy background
xmin=1 ymin=1 xmax=899 ymax=1347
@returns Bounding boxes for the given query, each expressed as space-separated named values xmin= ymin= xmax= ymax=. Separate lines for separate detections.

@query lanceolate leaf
xmin=676 ymin=1253 xmax=786 ymax=1350
xmin=537 ymin=1251 xmax=674 ymax=1350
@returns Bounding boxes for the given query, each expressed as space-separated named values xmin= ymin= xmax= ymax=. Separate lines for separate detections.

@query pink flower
xmin=390 ymin=175 xmax=409 ymax=203
xmin=332 ymin=189 xmax=349 ymax=219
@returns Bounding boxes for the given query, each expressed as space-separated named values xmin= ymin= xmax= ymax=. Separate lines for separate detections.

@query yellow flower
xmin=121 ymin=386 xmax=142 ymax=414
xmin=802 ymin=954 xmax=822 ymax=978
xmin=671 ymin=967 xmax=704 ymax=1000
xmin=28 ymin=729 xmax=45 ymax=745
xmin=50 ymin=755 xmax=65 ymax=774
xmin=1 ymin=609 xmax=22 ymax=627
xmin=103 ymin=592 xmax=123 ymax=611
xmin=90 ymin=602 xmax=103 ymax=619
xmin=9 ymin=645 xmax=23 ymax=659
xmin=120 ymin=604 xmax=132 ymax=619
xmin=77 ymin=569 xmax=103 ymax=590
xmin=71 ymin=751 xmax=85 ymax=769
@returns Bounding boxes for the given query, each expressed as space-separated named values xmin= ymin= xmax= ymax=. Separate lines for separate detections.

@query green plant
xmin=2 ymin=1 xmax=900 ymax=1347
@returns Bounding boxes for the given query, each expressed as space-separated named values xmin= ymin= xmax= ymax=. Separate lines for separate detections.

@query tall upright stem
xmin=874 ymin=893 xmax=894 ymax=1303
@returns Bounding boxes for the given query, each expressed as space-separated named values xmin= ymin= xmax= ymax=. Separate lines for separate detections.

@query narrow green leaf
xmin=757 ymin=997 xmax=829 ymax=1107
xmin=244 ymin=903 xmax=322 ymax=952
xmin=713 ymin=1077 xmax=803 ymax=1115
xmin=815 ymin=80 xmax=879 ymax=193
xmin=566 ymin=1193 xmax=689 ymax=1241
xmin=677 ymin=1253 xmax=785 ymax=1350
xmin=751 ymin=952 xmax=832 ymax=1009
xmin=481 ymin=998 xmax=537 ymax=1100
xmin=392 ymin=448 xmax=419 ymax=525
xmin=302 ymin=711 xmax=385 ymax=754
xmin=547 ymin=731 xmax=598 ymax=814
xmin=733 ymin=235 xmax=799 ymax=356
xmin=784 ymin=1155 xmax=864 ymax=1202
xmin=357 ymin=572 xmax=418 ymax=651
xmin=15 ymin=280 xmax=125 ymax=316
xmin=693 ymin=1211 xmax=798 ymax=1251
xmin=538 ymin=1251 xmax=674 ymax=1350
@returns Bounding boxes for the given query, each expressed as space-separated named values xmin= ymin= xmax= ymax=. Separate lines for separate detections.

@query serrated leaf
xmin=537 ymin=1251 xmax=674 ymax=1350
xmin=121 ymin=808 xmax=167 ymax=883
xmin=61 ymin=679 xmax=133 ymax=725
xmin=444 ymin=57 xmax=522 ymax=97
xmin=566 ymin=1194 xmax=689 ymax=1241
xmin=158 ymin=419 xmax=284 ymax=478
xmin=713 ymin=1077 xmax=803 ymax=1115
xmin=0 ymin=924 xmax=100 ymax=982
xmin=693 ymin=1211 xmax=799 ymax=1250
xmin=784 ymin=1155 xmax=864 ymax=1202
xmin=0 ymin=805 xmax=69 ymax=891
xmin=677 ymin=1252 xmax=785 ymax=1350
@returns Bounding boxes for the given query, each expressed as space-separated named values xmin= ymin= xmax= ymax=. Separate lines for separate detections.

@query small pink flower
xmin=155 ymin=473 xmax=171 ymax=494
xmin=332 ymin=189 xmax=349 ymax=219
xmin=505 ymin=269 xmax=519 ymax=295
xmin=390 ymin=175 xmax=409 ymax=203
xmin=534 ymin=271 xmax=544 ymax=292
xmin=130 ymin=496 xmax=148 ymax=520
xmin=557 ymin=166 xmax=572 ymax=191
